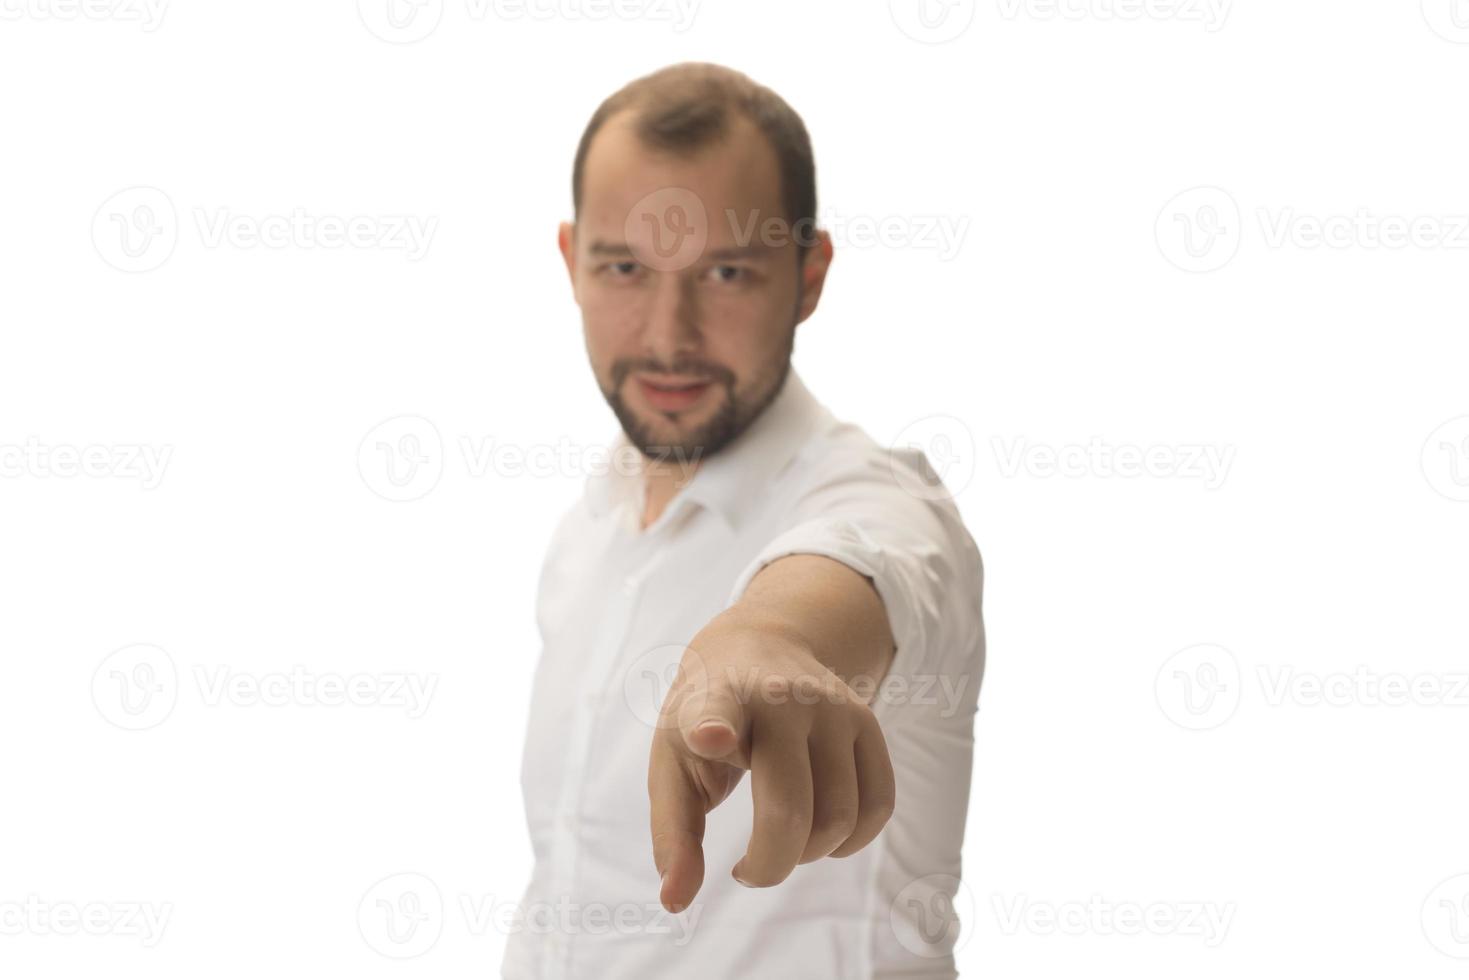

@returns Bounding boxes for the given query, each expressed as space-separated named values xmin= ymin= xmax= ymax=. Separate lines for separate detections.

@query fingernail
xmin=661 ymin=872 xmax=686 ymax=913
xmin=732 ymin=866 xmax=753 ymax=888
xmin=696 ymin=720 xmax=733 ymax=737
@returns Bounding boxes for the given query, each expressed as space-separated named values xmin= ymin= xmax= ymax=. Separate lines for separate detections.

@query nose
xmin=642 ymin=271 xmax=701 ymax=364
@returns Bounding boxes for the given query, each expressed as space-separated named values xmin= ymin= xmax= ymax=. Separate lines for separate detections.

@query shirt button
xmin=622 ymin=576 xmax=639 ymax=596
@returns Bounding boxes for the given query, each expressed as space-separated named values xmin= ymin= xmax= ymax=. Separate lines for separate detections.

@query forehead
xmin=578 ymin=109 xmax=785 ymax=244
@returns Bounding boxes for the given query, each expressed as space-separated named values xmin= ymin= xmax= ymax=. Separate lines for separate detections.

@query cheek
xmin=701 ymin=288 xmax=794 ymax=346
xmin=580 ymin=287 xmax=648 ymax=346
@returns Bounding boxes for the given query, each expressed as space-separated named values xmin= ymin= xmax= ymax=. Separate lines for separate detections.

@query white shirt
xmin=503 ymin=368 xmax=985 ymax=980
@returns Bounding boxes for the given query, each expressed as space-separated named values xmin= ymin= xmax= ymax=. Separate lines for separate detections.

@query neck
xmin=639 ymin=454 xmax=702 ymax=530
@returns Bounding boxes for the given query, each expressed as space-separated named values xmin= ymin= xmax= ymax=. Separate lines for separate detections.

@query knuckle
xmin=866 ymin=791 xmax=897 ymax=824
xmin=759 ymin=672 xmax=793 ymax=703
xmin=815 ymin=801 xmax=862 ymax=837
xmin=756 ymin=801 xmax=811 ymax=834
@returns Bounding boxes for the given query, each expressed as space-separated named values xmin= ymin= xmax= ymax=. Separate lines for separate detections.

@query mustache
xmin=612 ymin=359 xmax=735 ymax=388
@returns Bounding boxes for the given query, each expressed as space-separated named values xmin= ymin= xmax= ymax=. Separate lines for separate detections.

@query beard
xmin=601 ymin=333 xmax=795 ymax=465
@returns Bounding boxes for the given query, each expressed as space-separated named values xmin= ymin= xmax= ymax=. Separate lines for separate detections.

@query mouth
xmin=635 ymin=374 xmax=714 ymax=413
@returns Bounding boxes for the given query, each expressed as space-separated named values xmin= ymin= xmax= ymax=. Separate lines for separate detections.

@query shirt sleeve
xmin=723 ymin=447 xmax=984 ymax=687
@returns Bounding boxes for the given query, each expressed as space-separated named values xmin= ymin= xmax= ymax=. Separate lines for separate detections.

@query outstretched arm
xmin=648 ymin=553 xmax=899 ymax=913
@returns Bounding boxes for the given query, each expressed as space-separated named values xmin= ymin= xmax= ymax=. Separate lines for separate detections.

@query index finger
xmin=648 ymin=733 xmax=706 ymax=913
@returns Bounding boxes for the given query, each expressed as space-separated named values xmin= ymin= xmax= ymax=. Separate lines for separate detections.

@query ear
xmin=795 ymin=229 xmax=834 ymax=326
xmin=557 ymin=221 xmax=578 ymax=298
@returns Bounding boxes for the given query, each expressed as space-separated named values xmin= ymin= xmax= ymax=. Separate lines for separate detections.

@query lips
xmin=637 ymin=375 xmax=712 ymax=411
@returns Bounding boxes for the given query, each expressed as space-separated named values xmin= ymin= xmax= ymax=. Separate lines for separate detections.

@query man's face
xmin=560 ymin=110 xmax=831 ymax=462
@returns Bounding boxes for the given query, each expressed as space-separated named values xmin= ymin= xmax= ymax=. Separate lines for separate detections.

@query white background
xmin=3 ymin=0 xmax=1468 ymax=976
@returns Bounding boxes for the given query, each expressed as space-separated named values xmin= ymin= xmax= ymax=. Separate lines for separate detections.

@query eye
xmin=601 ymin=260 xmax=641 ymax=280
xmin=707 ymin=264 xmax=750 ymax=284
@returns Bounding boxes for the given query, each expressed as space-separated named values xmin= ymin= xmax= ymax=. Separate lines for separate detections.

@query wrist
xmin=695 ymin=603 xmax=819 ymax=666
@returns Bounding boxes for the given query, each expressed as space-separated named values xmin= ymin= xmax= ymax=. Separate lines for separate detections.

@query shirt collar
xmin=585 ymin=366 xmax=831 ymax=534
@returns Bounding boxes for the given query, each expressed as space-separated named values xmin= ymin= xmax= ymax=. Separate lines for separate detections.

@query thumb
xmin=677 ymin=673 xmax=746 ymax=760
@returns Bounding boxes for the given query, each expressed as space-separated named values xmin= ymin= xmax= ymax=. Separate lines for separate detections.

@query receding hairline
xmin=570 ymin=62 xmax=817 ymax=238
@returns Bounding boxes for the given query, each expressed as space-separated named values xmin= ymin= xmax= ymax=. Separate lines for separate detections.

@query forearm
xmin=701 ymin=553 xmax=897 ymax=696
xmin=652 ymin=553 xmax=902 ymax=906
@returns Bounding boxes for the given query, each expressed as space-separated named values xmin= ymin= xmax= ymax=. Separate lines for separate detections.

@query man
xmin=504 ymin=62 xmax=985 ymax=979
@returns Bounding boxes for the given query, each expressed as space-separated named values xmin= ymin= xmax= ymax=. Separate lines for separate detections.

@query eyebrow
xmin=706 ymin=245 xmax=773 ymax=261
xmin=584 ymin=241 xmax=773 ymax=261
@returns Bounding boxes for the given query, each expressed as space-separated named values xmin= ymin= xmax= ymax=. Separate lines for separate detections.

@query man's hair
xmin=571 ymin=62 xmax=817 ymax=247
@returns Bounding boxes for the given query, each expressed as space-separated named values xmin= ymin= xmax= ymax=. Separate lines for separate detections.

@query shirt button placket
xmin=546 ymin=541 xmax=653 ymax=979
